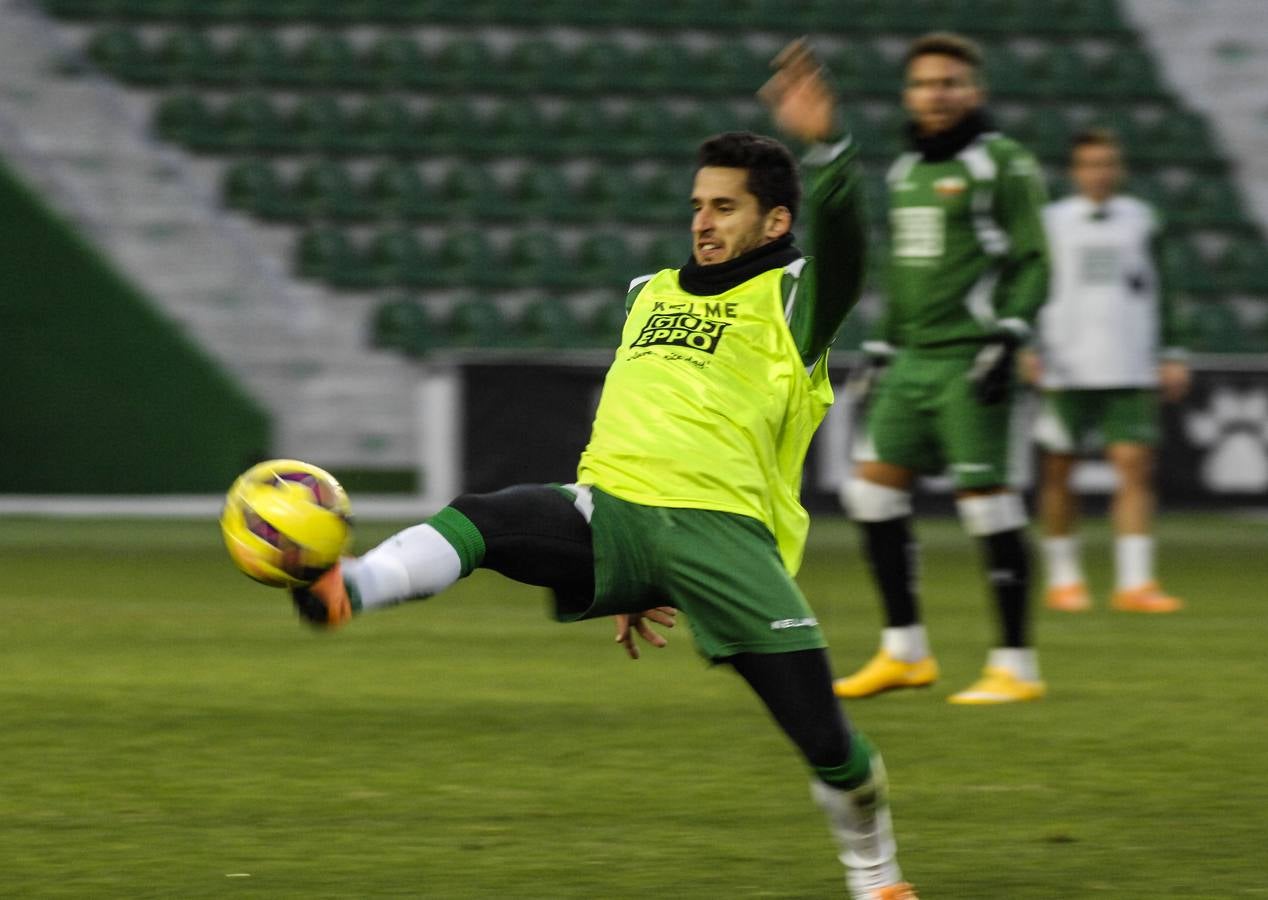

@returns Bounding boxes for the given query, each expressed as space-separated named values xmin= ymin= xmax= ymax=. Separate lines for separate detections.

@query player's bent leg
xmin=292 ymin=485 xmax=594 ymax=628
xmin=950 ymin=490 xmax=1045 ymax=704
xmin=729 ymin=650 xmax=914 ymax=900
xmin=838 ymin=469 xmax=938 ymax=699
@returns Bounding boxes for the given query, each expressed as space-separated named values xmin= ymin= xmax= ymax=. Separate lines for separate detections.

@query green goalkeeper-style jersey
xmin=879 ymin=115 xmax=1049 ymax=351
xmin=578 ymin=138 xmax=867 ymax=574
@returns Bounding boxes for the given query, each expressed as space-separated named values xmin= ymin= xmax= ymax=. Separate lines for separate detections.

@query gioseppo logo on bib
xmin=631 ymin=313 xmax=731 ymax=354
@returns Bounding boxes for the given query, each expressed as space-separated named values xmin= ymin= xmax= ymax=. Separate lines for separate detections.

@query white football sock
xmin=987 ymin=647 xmax=1040 ymax=682
xmin=1115 ymin=534 xmax=1154 ymax=590
xmin=342 ymin=523 xmax=462 ymax=611
xmin=1042 ymin=536 xmax=1084 ymax=588
xmin=811 ymin=759 xmax=903 ymax=899
xmin=881 ymin=625 xmax=930 ymax=663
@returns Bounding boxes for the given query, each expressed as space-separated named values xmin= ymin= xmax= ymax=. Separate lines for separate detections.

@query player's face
xmin=690 ymin=166 xmax=789 ymax=266
xmin=903 ymin=53 xmax=983 ymax=136
xmin=1070 ymin=143 xmax=1124 ymax=203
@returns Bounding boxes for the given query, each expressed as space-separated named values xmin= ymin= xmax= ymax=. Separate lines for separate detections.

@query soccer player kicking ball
xmin=291 ymin=128 xmax=917 ymax=899
xmin=1023 ymin=128 xmax=1189 ymax=614
xmin=767 ymin=34 xmax=1050 ymax=705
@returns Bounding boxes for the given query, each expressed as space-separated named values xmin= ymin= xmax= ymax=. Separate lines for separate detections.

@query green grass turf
xmin=1 ymin=513 xmax=1264 ymax=898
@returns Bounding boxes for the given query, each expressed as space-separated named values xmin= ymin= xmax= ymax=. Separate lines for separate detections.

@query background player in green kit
xmin=767 ymin=34 xmax=1050 ymax=705
xmin=286 ymin=126 xmax=918 ymax=899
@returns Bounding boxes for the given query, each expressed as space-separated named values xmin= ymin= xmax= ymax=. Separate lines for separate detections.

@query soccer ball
xmin=220 ymin=459 xmax=353 ymax=588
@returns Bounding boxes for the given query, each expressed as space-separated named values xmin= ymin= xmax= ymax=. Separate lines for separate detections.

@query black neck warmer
xmin=677 ymin=233 xmax=802 ymax=296
xmin=906 ymin=108 xmax=995 ymax=162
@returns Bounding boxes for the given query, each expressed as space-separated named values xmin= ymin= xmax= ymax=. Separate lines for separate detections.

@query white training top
xmin=1037 ymin=194 xmax=1164 ymax=389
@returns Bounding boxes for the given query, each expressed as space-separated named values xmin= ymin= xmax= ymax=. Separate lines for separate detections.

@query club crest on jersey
xmin=631 ymin=313 xmax=730 ymax=354
xmin=934 ymin=176 xmax=967 ymax=197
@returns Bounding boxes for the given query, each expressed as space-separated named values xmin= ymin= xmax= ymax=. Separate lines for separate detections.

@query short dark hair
xmin=696 ymin=131 xmax=801 ymax=221
xmin=904 ymin=31 xmax=984 ymax=80
xmin=1070 ymin=126 xmax=1122 ymax=157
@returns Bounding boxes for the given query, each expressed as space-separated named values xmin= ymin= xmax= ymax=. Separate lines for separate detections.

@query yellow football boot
xmin=948 ymin=666 xmax=1046 ymax=705
xmin=833 ymin=651 xmax=939 ymax=699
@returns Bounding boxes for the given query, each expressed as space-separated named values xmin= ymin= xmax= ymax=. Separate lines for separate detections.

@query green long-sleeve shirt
xmin=878 ymin=130 xmax=1049 ymax=351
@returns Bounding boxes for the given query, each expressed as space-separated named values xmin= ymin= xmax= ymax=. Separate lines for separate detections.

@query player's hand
xmin=845 ymin=340 xmax=895 ymax=406
xmin=968 ymin=340 xmax=1019 ymax=405
xmin=1159 ymin=360 xmax=1191 ymax=403
xmin=1018 ymin=348 xmax=1043 ymax=387
xmin=759 ymin=38 xmax=838 ymax=144
xmin=614 ymin=607 xmax=677 ymax=660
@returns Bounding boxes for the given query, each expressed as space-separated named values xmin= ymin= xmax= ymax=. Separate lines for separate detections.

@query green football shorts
xmin=856 ymin=349 xmax=1021 ymax=490
xmin=554 ymin=487 xmax=827 ymax=662
xmin=1034 ymin=388 xmax=1159 ymax=453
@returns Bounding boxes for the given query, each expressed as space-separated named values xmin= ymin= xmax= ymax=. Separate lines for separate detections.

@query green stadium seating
xmin=485 ymin=100 xmax=552 ymax=158
xmin=642 ymin=233 xmax=690 ymax=272
xmin=289 ymin=95 xmax=356 ymax=155
xmin=366 ymin=227 xmax=434 ymax=288
xmin=346 ymin=97 xmax=424 ymax=156
xmin=1216 ymin=238 xmax=1268 ymax=294
xmin=504 ymin=38 xmax=572 ymax=94
xmin=1160 ymin=237 xmax=1215 ymax=295
xmin=292 ymin=160 xmax=371 ymax=222
xmin=153 ymin=29 xmax=217 ymax=85
xmin=86 ymin=26 xmax=166 ymax=85
xmin=436 ymin=229 xmax=500 ymax=288
xmin=417 ymin=99 xmax=483 ymax=157
xmin=588 ymin=293 xmax=630 ymax=345
xmin=432 ymin=37 xmax=499 ymax=93
xmin=574 ymin=232 xmax=637 ymax=288
xmin=628 ymin=168 xmax=685 ymax=225
xmin=153 ymin=91 xmax=217 ymax=147
xmin=371 ymin=294 xmax=435 ymax=357
xmin=1185 ymin=301 xmax=1249 ymax=352
xmin=575 ymin=167 xmax=638 ymax=222
xmin=448 ymin=294 xmax=511 ymax=346
xmin=361 ymin=35 xmax=430 ymax=90
xmin=295 ymin=226 xmax=374 ymax=288
xmin=1091 ymin=47 xmax=1166 ymax=101
xmin=1169 ymin=177 xmax=1252 ymax=231
xmin=292 ymin=32 xmax=373 ymax=89
xmin=220 ymin=93 xmax=290 ymax=153
xmin=511 ymin=167 xmax=575 ymax=221
xmin=220 ymin=29 xmax=292 ymax=87
xmin=555 ymin=101 xmax=621 ymax=158
xmin=366 ymin=162 xmax=436 ymax=221
xmin=570 ymin=41 xmax=634 ymax=94
xmin=517 ymin=297 xmax=584 ymax=347
xmin=503 ymin=231 xmax=571 ymax=289
xmin=222 ymin=159 xmax=299 ymax=220
xmin=439 ymin=163 xmax=502 ymax=220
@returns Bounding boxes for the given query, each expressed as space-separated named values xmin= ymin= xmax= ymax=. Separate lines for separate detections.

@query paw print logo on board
xmin=1185 ymin=388 xmax=1268 ymax=493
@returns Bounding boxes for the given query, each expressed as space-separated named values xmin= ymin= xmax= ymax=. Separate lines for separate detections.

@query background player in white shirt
xmin=1022 ymin=128 xmax=1189 ymax=613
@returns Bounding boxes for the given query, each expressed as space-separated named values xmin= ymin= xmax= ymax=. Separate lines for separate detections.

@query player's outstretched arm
xmin=614 ymin=607 xmax=677 ymax=660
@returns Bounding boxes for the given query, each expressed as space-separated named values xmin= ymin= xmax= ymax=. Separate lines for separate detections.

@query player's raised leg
xmin=1037 ymin=451 xmax=1092 ymax=612
xmin=292 ymin=484 xmax=595 ymax=627
xmin=836 ymin=461 xmax=939 ymax=699
xmin=1107 ymin=442 xmax=1182 ymax=613
xmin=949 ymin=489 xmax=1046 ymax=704
xmin=730 ymin=650 xmax=916 ymax=900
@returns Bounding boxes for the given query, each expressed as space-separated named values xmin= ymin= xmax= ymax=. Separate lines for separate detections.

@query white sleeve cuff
xmin=802 ymin=134 xmax=853 ymax=167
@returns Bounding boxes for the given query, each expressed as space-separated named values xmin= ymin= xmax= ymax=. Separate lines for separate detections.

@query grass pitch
xmin=1 ymin=513 xmax=1264 ymax=898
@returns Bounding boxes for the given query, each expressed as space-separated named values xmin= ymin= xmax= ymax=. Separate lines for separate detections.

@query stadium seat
xmin=153 ymin=91 xmax=217 ymax=148
xmin=222 ymin=158 xmax=299 ymax=221
xmin=1185 ymin=301 xmax=1249 ymax=352
xmin=642 ymin=233 xmax=691 ymax=272
xmin=555 ymin=101 xmax=621 ymax=158
xmin=85 ymin=26 xmax=166 ymax=85
xmin=436 ymin=229 xmax=500 ymax=288
xmin=366 ymin=227 xmax=434 ymax=287
xmin=345 ymin=97 xmax=423 ymax=156
xmin=1135 ymin=112 xmax=1220 ymax=165
xmin=292 ymin=32 xmax=371 ymax=89
xmin=503 ymin=230 xmax=572 ymax=289
xmin=220 ymin=29 xmax=293 ymax=87
xmin=570 ymin=40 xmax=635 ymax=94
xmin=152 ymin=29 xmax=217 ymax=85
xmin=439 ymin=163 xmax=503 ymax=220
xmin=694 ymin=43 xmax=765 ymax=96
xmin=365 ymin=162 xmax=435 ymax=221
xmin=293 ymin=160 xmax=371 ymax=222
xmin=588 ymin=293 xmax=630 ymax=345
xmin=418 ymin=99 xmax=484 ymax=157
xmin=432 ymin=37 xmax=499 ymax=92
xmin=622 ymin=100 xmax=691 ymax=160
xmin=629 ymin=168 xmax=686 ymax=225
xmin=371 ymin=294 xmax=436 ymax=357
xmin=295 ymin=226 xmax=373 ymax=287
xmin=981 ymin=44 xmax=1033 ymax=98
xmin=289 ymin=95 xmax=355 ymax=155
xmin=362 ymin=35 xmax=431 ymax=90
xmin=574 ymin=232 xmax=637 ymax=288
xmin=1091 ymin=47 xmax=1166 ymax=101
xmin=1028 ymin=45 xmax=1094 ymax=99
xmin=220 ymin=93 xmax=291 ymax=154
xmin=447 ymin=294 xmax=512 ymax=346
xmin=1159 ymin=237 xmax=1215 ymax=295
xmin=575 ymin=167 xmax=638 ymax=221
xmin=504 ymin=38 xmax=573 ymax=94
xmin=511 ymin=166 xmax=575 ymax=221
xmin=1216 ymin=238 xmax=1268 ymax=294
xmin=517 ymin=297 xmax=584 ymax=347
xmin=824 ymin=40 xmax=895 ymax=95
xmin=1169 ymin=177 xmax=1251 ymax=230
xmin=484 ymin=100 xmax=552 ymax=158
